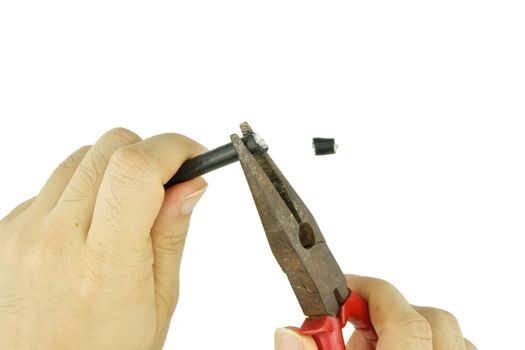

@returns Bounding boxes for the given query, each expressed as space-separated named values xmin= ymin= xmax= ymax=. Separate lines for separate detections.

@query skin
xmin=347 ymin=275 xmax=476 ymax=349
xmin=274 ymin=277 xmax=477 ymax=350
xmin=0 ymin=128 xmax=208 ymax=349
xmin=0 ymin=128 xmax=475 ymax=349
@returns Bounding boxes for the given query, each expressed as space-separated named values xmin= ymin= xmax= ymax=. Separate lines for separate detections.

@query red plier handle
xmin=230 ymin=123 xmax=377 ymax=349
xmin=301 ymin=292 xmax=378 ymax=350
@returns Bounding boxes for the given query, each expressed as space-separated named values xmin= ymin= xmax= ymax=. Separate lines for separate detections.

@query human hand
xmin=275 ymin=275 xmax=476 ymax=350
xmin=0 ymin=128 xmax=208 ymax=350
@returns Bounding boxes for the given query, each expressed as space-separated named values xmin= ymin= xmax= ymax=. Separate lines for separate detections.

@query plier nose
xmin=231 ymin=122 xmax=378 ymax=349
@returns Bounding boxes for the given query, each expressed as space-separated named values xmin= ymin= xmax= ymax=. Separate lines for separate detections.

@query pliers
xmin=231 ymin=122 xmax=378 ymax=350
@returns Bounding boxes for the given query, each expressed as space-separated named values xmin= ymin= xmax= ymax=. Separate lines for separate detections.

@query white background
xmin=1 ymin=1 xmax=524 ymax=349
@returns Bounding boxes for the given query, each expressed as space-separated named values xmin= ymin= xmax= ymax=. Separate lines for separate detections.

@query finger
xmin=346 ymin=275 xmax=433 ymax=349
xmin=1 ymin=197 xmax=35 ymax=224
xmin=275 ymin=327 xmax=317 ymax=350
xmin=32 ymin=145 xmax=91 ymax=212
xmin=413 ymin=306 xmax=466 ymax=350
xmin=151 ymin=176 xmax=207 ymax=319
xmin=54 ymin=128 xmax=141 ymax=230
xmin=87 ymin=133 xmax=207 ymax=257
xmin=346 ymin=329 xmax=374 ymax=350
xmin=465 ymin=338 xmax=477 ymax=350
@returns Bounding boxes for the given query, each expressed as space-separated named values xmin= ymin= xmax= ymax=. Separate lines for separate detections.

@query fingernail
xmin=275 ymin=328 xmax=303 ymax=350
xmin=179 ymin=185 xmax=207 ymax=215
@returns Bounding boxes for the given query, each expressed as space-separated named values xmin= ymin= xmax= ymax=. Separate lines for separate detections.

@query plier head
xmin=231 ymin=122 xmax=348 ymax=317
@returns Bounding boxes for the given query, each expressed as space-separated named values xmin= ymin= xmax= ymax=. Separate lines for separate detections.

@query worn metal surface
xmin=231 ymin=122 xmax=349 ymax=317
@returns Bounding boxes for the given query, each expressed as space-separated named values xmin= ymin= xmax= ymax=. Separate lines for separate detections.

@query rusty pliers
xmin=231 ymin=123 xmax=378 ymax=350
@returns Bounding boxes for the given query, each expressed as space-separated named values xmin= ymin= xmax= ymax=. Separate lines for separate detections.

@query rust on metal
xmin=231 ymin=122 xmax=348 ymax=317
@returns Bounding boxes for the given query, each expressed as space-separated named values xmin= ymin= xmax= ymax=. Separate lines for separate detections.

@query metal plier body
xmin=231 ymin=123 xmax=378 ymax=350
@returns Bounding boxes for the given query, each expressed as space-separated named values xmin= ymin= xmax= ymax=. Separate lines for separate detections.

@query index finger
xmin=346 ymin=274 xmax=433 ymax=349
xmin=87 ymin=133 xmax=207 ymax=253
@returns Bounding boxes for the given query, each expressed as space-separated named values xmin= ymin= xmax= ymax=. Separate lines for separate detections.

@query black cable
xmin=164 ymin=133 xmax=268 ymax=188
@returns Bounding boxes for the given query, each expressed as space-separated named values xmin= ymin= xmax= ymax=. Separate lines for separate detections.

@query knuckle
xmin=368 ymin=277 xmax=400 ymax=296
xmin=74 ymin=145 xmax=93 ymax=158
xmin=63 ymin=149 xmax=106 ymax=199
xmin=62 ymin=181 xmax=89 ymax=202
xmin=1 ymin=202 xmax=28 ymax=225
xmin=65 ymin=148 xmax=107 ymax=193
xmin=101 ymin=127 xmax=141 ymax=147
xmin=398 ymin=311 xmax=433 ymax=340
xmin=87 ymin=147 xmax=107 ymax=176
xmin=166 ymin=132 xmax=204 ymax=153
xmin=166 ymin=132 xmax=190 ymax=143
xmin=88 ymin=146 xmax=112 ymax=178
xmin=78 ymin=144 xmax=93 ymax=153
xmin=111 ymin=146 xmax=155 ymax=177
xmin=58 ymin=145 xmax=92 ymax=172
xmin=427 ymin=307 xmax=461 ymax=330
xmin=373 ymin=277 xmax=396 ymax=290
xmin=74 ymin=162 xmax=100 ymax=193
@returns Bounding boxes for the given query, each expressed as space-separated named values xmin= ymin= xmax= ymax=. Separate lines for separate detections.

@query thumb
xmin=150 ymin=176 xmax=208 ymax=318
xmin=275 ymin=327 xmax=318 ymax=350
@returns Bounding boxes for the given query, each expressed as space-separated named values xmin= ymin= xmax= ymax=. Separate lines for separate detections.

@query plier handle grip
xmin=231 ymin=123 xmax=378 ymax=349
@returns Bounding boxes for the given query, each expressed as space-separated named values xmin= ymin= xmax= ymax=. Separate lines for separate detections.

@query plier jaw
xmin=231 ymin=122 xmax=378 ymax=349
